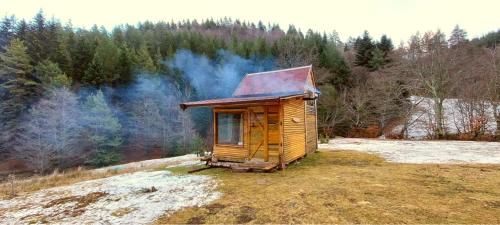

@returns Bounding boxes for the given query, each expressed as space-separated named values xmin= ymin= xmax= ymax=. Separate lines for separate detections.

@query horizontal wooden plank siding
xmin=305 ymin=101 xmax=317 ymax=154
xmin=283 ymin=99 xmax=306 ymax=163
xmin=213 ymin=145 xmax=247 ymax=162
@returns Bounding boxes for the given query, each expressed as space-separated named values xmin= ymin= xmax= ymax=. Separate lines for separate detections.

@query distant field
xmin=158 ymin=151 xmax=500 ymax=224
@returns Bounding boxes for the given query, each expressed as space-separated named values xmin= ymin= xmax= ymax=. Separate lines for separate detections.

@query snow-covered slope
xmin=320 ymin=138 xmax=500 ymax=164
xmin=392 ymin=96 xmax=498 ymax=139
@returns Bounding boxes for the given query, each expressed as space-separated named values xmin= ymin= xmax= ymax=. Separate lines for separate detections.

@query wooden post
xmin=279 ymin=101 xmax=285 ymax=169
xmin=314 ymin=98 xmax=319 ymax=151
xmin=264 ymin=107 xmax=269 ymax=162
xmin=247 ymin=109 xmax=252 ymax=160
xmin=212 ymin=110 xmax=217 ymax=158
xmin=304 ymin=100 xmax=308 ymax=154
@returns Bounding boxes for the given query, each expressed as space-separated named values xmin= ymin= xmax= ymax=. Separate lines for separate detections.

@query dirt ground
xmin=319 ymin=138 xmax=500 ymax=164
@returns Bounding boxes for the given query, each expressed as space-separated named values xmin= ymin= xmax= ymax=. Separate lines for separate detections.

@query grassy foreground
xmin=159 ymin=150 xmax=500 ymax=224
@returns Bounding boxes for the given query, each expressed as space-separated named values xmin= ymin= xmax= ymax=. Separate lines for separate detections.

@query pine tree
xmin=377 ymin=35 xmax=393 ymax=57
xmin=15 ymin=19 xmax=28 ymax=41
xmin=0 ymin=15 xmax=16 ymax=49
xmin=83 ymin=56 xmax=105 ymax=85
xmin=449 ymin=25 xmax=468 ymax=47
xmin=26 ymin=9 xmax=49 ymax=62
xmin=70 ymin=36 xmax=95 ymax=82
xmin=116 ymin=45 xmax=133 ymax=85
xmin=321 ymin=43 xmax=351 ymax=88
xmin=253 ymin=37 xmax=270 ymax=57
xmin=368 ymin=47 xmax=385 ymax=71
xmin=354 ymin=31 xmax=375 ymax=67
xmin=82 ymin=90 xmax=122 ymax=166
xmin=83 ymin=39 xmax=120 ymax=85
xmin=0 ymin=38 xmax=40 ymax=156
xmin=34 ymin=60 xmax=72 ymax=88
xmin=135 ymin=43 xmax=156 ymax=73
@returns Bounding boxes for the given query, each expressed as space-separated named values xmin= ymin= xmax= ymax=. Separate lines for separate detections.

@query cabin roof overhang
xmin=179 ymin=65 xmax=319 ymax=110
xmin=179 ymin=93 xmax=307 ymax=110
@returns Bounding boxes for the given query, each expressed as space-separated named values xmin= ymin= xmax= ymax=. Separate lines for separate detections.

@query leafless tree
xmin=15 ymin=88 xmax=83 ymax=173
xmin=317 ymin=84 xmax=348 ymax=137
xmin=482 ymin=45 xmax=500 ymax=137
xmin=403 ymin=31 xmax=462 ymax=138
xmin=345 ymin=84 xmax=375 ymax=129
xmin=277 ymin=36 xmax=317 ymax=68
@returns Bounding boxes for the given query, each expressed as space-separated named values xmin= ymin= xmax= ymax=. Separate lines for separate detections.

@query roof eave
xmin=179 ymin=94 xmax=306 ymax=110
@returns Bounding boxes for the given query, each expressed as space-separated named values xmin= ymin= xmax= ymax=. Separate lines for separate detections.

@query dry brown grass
xmin=157 ymin=150 xmax=500 ymax=224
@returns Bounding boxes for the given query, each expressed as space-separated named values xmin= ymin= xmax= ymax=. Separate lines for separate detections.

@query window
xmin=217 ymin=113 xmax=243 ymax=146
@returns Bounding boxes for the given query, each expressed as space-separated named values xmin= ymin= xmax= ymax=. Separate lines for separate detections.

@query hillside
xmin=391 ymin=96 xmax=498 ymax=139
xmin=0 ymin=11 xmax=499 ymax=175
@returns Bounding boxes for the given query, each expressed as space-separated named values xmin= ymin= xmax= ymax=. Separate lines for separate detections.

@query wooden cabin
xmin=180 ymin=65 xmax=318 ymax=170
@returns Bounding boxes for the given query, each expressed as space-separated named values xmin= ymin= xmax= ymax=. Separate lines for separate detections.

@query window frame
xmin=214 ymin=109 xmax=246 ymax=148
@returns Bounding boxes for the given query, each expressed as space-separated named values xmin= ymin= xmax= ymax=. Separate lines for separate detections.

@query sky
xmin=1 ymin=0 xmax=499 ymax=43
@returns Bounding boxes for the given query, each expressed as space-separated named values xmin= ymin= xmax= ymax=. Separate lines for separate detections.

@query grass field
xmin=158 ymin=150 xmax=500 ymax=224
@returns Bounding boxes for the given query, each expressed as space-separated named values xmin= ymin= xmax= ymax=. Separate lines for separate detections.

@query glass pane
xmin=217 ymin=113 xmax=243 ymax=145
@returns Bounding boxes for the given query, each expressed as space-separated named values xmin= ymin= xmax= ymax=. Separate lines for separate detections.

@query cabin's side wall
xmin=305 ymin=100 xmax=318 ymax=154
xmin=282 ymin=98 xmax=306 ymax=163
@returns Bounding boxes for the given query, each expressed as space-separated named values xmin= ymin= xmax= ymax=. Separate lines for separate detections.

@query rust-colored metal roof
xmin=232 ymin=65 xmax=313 ymax=97
xmin=179 ymin=65 xmax=315 ymax=110
xmin=180 ymin=94 xmax=305 ymax=110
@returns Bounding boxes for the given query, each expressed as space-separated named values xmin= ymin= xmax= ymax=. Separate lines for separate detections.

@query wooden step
xmin=231 ymin=161 xmax=278 ymax=172
xmin=207 ymin=160 xmax=278 ymax=172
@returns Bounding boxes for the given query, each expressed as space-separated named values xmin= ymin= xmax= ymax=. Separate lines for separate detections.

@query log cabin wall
xmin=282 ymin=98 xmax=306 ymax=163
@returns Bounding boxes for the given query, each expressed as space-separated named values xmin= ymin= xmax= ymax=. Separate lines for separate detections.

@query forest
xmin=0 ymin=10 xmax=499 ymax=173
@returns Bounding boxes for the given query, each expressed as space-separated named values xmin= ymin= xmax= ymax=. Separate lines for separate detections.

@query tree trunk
xmin=434 ymin=98 xmax=446 ymax=138
xmin=494 ymin=103 xmax=500 ymax=138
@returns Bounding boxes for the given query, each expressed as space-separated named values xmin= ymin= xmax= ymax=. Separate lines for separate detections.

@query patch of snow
xmin=395 ymin=96 xmax=498 ymax=139
xmin=93 ymin=154 xmax=202 ymax=173
xmin=0 ymin=170 xmax=220 ymax=224
xmin=320 ymin=138 xmax=500 ymax=164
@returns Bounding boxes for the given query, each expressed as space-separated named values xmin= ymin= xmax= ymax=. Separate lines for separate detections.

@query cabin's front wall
xmin=212 ymin=103 xmax=281 ymax=163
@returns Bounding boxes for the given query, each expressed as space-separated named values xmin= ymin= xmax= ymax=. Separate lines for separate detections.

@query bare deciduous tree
xmin=317 ymin=84 xmax=348 ymax=138
xmin=15 ymin=88 xmax=83 ymax=173
xmin=403 ymin=31 xmax=462 ymax=138
xmin=482 ymin=45 xmax=500 ymax=137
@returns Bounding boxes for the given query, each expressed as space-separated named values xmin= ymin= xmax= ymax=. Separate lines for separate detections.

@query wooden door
xmin=248 ymin=107 xmax=268 ymax=161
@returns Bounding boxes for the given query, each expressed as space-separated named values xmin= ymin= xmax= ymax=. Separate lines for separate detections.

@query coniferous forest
xmin=1 ymin=10 xmax=499 ymax=173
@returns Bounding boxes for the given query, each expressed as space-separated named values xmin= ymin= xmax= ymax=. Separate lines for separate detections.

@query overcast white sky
xmin=1 ymin=0 xmax=499 ymax=43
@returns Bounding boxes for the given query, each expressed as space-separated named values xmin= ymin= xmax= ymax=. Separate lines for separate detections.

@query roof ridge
xmin=246 ymin=65 xmax=312 ymax=76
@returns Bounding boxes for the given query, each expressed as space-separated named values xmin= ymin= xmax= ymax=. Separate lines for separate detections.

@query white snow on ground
xmin=393 ymin=96 xmax=498 ymax=139
xmin=320 ymin=138 xmax=500 ymax=164
xmin=0 ymin=155 xmax=219 ymax=225
xmin=93 ymin=154 xmax=202 ymax=174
